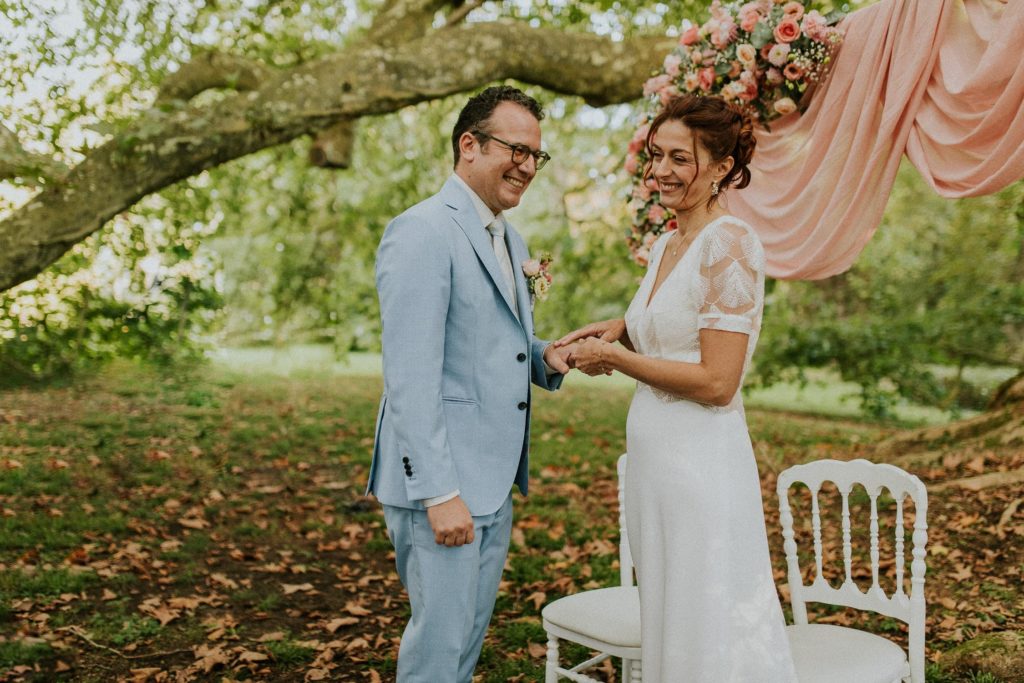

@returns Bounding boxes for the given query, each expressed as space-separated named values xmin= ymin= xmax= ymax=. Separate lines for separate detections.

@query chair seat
xmin=787 ymin=624 xmax=908 ymax=683
xmin=542 ymin=586 xmax=641 ymax=649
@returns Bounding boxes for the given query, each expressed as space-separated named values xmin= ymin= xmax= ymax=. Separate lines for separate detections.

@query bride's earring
xmin=711 ymin=180 xmax=720 ymax=196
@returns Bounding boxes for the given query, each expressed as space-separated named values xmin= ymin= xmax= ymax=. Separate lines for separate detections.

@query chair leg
xmin=633 ymin=658 xmax=642 ymax=682
xmin=545 ymin=634 xmax=560 ymax=683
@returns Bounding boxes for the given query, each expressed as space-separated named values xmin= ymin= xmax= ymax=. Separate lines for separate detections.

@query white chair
xmin=777 ymin=458 xmax=929 ymax=683
xmin=542 ymin=453 xmax=642 ymax=682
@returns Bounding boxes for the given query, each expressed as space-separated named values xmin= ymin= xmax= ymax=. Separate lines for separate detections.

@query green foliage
xmin=754 ymin=170 xmax=1024 ymax=418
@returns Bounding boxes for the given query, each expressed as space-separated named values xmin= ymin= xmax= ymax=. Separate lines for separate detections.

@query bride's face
xmin=648 ymin=120 xmax=717 ymax=212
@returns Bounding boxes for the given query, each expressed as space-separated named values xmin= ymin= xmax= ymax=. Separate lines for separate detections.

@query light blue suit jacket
xmin=368 ymin=177 xmax=563 ymax=516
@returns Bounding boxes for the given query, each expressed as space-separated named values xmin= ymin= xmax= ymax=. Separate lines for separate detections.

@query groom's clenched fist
xmin=426 ymin=496 xmax=475 ymax=546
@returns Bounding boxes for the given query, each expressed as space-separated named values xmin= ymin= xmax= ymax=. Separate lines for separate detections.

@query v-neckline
xmin=643 ymin=216 xmax=724 ymax=311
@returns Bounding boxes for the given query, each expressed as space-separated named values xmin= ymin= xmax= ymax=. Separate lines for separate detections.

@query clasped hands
xmin=542 ymin=318 xmax=626 ymax=377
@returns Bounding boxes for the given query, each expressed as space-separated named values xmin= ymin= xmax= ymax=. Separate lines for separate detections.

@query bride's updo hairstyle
xmin=644 ymin=94 xmax=757 ymax=209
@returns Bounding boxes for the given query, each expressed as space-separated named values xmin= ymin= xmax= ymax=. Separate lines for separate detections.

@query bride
xmin=559 ymin=94 xmax=797 ymax=682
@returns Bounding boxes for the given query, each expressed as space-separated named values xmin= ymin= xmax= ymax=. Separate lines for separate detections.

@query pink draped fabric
xmin=729 ymin=0 xmax=1024 ymax=280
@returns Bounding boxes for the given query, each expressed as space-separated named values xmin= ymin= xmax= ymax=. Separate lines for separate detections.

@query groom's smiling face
xmin=458 ymin=102 xmax=542 ymax=215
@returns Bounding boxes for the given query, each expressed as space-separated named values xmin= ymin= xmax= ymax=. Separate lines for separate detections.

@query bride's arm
xmin=573 ymin=329 xmax=748 ymax=406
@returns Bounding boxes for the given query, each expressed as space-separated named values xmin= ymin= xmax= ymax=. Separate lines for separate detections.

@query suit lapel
xmin=507 ymin=231 xmax=534 ymax=330
xmin=443 ymin=180 xmax=520 ymax=320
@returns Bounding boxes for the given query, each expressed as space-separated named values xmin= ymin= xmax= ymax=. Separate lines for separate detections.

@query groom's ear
xmin=458 ymin=131 xmax=479 ymax=164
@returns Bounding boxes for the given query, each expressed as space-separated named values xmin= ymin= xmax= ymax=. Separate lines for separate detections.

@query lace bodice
xmin=623 ymin=215 xmax=765 ymax=412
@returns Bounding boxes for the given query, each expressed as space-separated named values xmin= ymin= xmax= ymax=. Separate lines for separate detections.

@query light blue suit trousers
xmin=383 ymin=494 xmax=513 ymax=682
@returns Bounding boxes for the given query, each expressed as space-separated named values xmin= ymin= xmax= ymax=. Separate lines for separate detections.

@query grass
xmin=0 ymin=349 xmax=1019 ymax=681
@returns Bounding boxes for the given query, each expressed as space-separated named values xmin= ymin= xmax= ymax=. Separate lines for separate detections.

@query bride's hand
xmin=554 ymin=318 xmax=626 ymax=347
xmin=571 ymin=337 xmax=614 ymax=376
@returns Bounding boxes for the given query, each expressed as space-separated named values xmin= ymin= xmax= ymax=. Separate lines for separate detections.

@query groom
xmin=368 ymin=86 xmax=571 ymax=681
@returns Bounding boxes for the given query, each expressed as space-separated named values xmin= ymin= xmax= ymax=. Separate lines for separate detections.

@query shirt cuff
xmin=422 ymin=490 xmax=460 ymax=507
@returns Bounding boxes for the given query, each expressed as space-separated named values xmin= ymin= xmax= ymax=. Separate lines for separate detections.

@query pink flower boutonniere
xmin=522 ymin=253 xmax=553 ymax=303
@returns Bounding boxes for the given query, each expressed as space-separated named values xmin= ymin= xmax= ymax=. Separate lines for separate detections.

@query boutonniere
xmin=522 ymin=253 xmax=553 ymax=302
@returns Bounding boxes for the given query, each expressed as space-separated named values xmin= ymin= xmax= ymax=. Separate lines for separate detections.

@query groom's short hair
xmin=451 ymin=86 xmax=544 ymax=168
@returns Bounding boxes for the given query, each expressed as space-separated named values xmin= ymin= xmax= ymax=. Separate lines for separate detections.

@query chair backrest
xmin=617 ymin=453 xmax=635 ymax=587
xmin=777 ymin=458 xmax=928 ymax=680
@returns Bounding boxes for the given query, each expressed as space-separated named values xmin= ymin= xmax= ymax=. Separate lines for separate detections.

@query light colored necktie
xmin=486 ymin=219 xmax=518 ymax=316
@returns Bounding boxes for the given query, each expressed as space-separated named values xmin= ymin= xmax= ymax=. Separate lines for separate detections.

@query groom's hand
xmin=543 ymin=343 xmax=573 ymax=374
xmin=426 ymin=496 xmax=475 ymax=547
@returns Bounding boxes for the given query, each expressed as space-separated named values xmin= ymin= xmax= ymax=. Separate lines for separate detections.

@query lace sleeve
xmin=697 ymin=220 xmax=765 ymax=335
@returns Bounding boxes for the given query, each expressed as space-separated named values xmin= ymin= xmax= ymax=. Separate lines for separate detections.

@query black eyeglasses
xmin=472 ymin=130 xmax=551 ymax=170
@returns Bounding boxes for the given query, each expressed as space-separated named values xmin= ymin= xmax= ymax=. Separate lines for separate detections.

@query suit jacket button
xmin=517 ymin=353 xmax=527 ymax=362
xmin=402 ymin=456 xmax=410 ymax=463
xmin=517 ymin=401 xmax=527 ymax=410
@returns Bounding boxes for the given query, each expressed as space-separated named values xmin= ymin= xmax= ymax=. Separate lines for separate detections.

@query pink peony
xmin=643 ymin=74 xmax=673 ymax=97
xmin=783 ymin=62 xmax=805 ymax=81
xmin=766 ymin=67 xmax=784 ymax=85
xmin=680 ymin=25 xmax=700 ymax=46
xmin=773 ymin=97 xmax=798 ymax=115
xmin=710 ymin=19 xmax=738 ymax=49
xmin=664 ymin=53 xmax=683 ymax=78
xmin=522 ymin=259 xmax=542 ymax=277
xmin=774 ymin=17 xmax=801 ymax=43
xmin=624 ymin=154 xmax=639 ymax=175
xmin=658 ymin=85 xmax=681 ymax=106
xmin=647 ymin=204 xmax=667 ymax=224
xmin=738 ymin=3 xmax=763 ymax=32
xmin=736 ymin=43 xmax=757 ymax=67
xmin=801 ymin=10 xmax=829 ymax=41
xmin=698 ymin=67 xmax=716 ymax=92
xmin=767 ymin=42 xmax=790 ymax=66
xmin=782 ymin=1 xmax=805 ymax=20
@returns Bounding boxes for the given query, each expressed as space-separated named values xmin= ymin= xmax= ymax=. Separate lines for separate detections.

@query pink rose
xmin=522 ymin=259 xmax=542 ymax=277
xmin=736 ymin=43 xmax=757 ymax=67
xmin=643 ymin=74 xmax=673 ymax=97
xmin=663 ymin=53 xmax=683 ymax=78
xmin=782 ymin=1 xmax=805 ymax=20
xmin=774 ymin=17 xmax=801 ymax=43
xmin=647 ymin=204 xmax=667 ymax=224
xmin=773 ymin=97 xmax=798 ymax=115
xmin=632 ymin=122 xmax=650 ymax=143
xmin=683 ymin=72 xmax=701 ymax=91
xmin=728 ymin=61 xmax=742 ymax=78
xmin=698 ymin=67 xmax=716 ymax=92
xmin=665 ymin=219 xmax=678 ymax=233
xmin=801 ymin=10 xmax=828 ymax=42
xmin=766 ymin=67 xmax=784 ymax=85
xmin=680 ymin=25 xmax=700 ymax=46
xmin=624 ymin=154 xmax=638 ymax=175
xmin=783 ymin=62 xmax=805 ymax=81
xmin=767 ymin=42 xmax=790 ymax=67
xmin=628 ymin=136 xmax=645 ymax=155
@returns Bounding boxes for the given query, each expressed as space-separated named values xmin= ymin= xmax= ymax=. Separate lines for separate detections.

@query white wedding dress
xmin=622 ymin=216 xmax=797 ymax=682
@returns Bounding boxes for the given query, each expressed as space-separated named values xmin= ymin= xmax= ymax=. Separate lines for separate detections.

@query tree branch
xmin=0 ymin=22 xmax=674 ymax=292
xmin=0 ymin=124 xmax=69 ymax=184
xmin=364 ymin=0 xmax=453 ymax=47
xmin=155 ymin=50 xmax=273 ymax=104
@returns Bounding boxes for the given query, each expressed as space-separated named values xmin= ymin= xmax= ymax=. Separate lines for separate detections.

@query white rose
xmin=522 ymin=259 xmax=542 ymax=277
